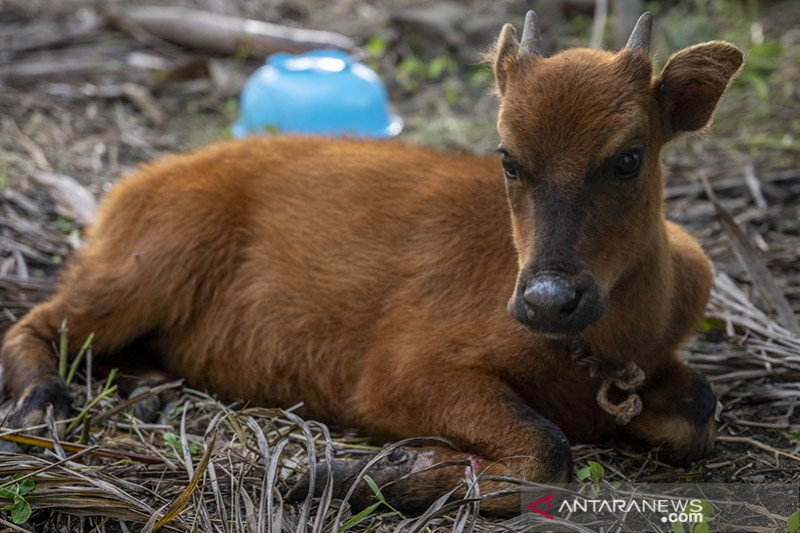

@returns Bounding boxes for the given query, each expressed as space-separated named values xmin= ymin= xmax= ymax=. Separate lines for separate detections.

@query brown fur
xmin=1 ymin=25 xmax=742 ymax=514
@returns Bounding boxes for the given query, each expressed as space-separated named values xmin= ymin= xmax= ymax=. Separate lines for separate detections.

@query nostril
xmin=559 ymin=288 xmax=582 ymax=316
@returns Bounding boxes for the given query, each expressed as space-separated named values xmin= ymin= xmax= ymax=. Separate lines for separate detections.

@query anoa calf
xmin=1 ymin=11 xmax=742 ymax=514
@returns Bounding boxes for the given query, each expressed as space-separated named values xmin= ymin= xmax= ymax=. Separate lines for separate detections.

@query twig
xmin=0 ymin=433 xmax=164 ymax=465
xmin=743 ymin=163 xmax=768 ymax=210
xmin=0 ymin=444 xmax=97 ymax=490
xmin=0 ymin=517 xmax=34 ymax=533
xmin=122 ymin=83 xmax=164 ymax=126
xmin=716 ymin=435 xmax=800 ymax=463
xmin=665 ymin=167 xmax=800 ymax=198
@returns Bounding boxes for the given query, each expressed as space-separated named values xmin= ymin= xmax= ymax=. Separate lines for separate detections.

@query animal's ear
xmin=654 ymin=41 xmax=743 ymax=138
xmin=492 ymin=23 xmax=520 ymax=95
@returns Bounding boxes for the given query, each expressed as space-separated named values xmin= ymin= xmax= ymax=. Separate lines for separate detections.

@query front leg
xmin=623 ymin=357 xmax=717 ymax=461
xmin=349 ymin=366 xmax=572 ymax=514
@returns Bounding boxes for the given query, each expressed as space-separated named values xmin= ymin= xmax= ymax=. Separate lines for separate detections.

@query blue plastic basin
xmin=233 ymin=49 xmax=402 ymax=139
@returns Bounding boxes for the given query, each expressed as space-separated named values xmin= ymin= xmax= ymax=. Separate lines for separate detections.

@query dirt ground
xmin=0 ymin=0 xmax=799 ymax=531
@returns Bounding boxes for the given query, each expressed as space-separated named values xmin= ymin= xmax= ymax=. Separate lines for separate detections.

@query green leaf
xmin=671 ymin=520 xmax=686 ymax=533
xmin=587 ymin=460 xmax=605 ymax=483
xmin=699 ymin=316 xmax=725 ymax=332
xmin=576 ymin=466 xmax=592 ymax=481
xmin=55 ymin=216 xmax=77 ymax=235
xmin=10 ymin=498 xmax=32 ymax=525
xmin=363 ymin=474 xmax=383 ymax=501
xmin=444 ymin=87 xmax=458 ymax=105
xmin=17 ymin=479 xmax=34 ymax=497
xmin=692 ymin=522 xmax=709 ymax=533
xmin=697 ymin=499 xmax=714 ymax=522
xmin=427 ymin=57 xmax=447 ymax=79
xmin=788 ymin=508 xmax=800 ymax=533
xmin=364 ymin=474 xmax=383 ymax=498
xmin=164 ymin=432 xmax=180 ymax=450
xmin=366 ymin=36 xmax=387 ymax=58
xmin=338 ymin=501 xmax=381 ymax=532
xmin=164 ymin=432 xmax=199 ymax=456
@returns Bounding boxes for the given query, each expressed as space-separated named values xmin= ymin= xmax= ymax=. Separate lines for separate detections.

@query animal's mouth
xmin=509 ymin=304 xmax=606 ymax=337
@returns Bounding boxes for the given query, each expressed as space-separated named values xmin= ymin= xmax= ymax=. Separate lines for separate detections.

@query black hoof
xmin=8 ymin=373 xmax=71 ymax=432
xmin=128 ymin=385 xmax=164 ymax=423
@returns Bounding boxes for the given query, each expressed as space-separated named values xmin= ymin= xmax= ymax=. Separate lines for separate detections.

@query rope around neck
xmin=567 ymin=340 xmax=645 ymax=425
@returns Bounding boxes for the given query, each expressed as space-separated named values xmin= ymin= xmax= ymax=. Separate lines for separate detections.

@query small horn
xmin=519 ymin=10 xmax=542 ymax=57
xmin=625 ymin=12 xmax=653 ymax=53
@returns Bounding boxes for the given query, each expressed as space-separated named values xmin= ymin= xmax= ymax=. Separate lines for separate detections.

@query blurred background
xmin=1 ymin=1 xmax=797 ymax=198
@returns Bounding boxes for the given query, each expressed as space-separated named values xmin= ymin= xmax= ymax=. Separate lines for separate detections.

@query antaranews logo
xmin=528 ymin=493 xmax=704 ymax=525
xmin=527 ymin=493 xmax=554 ymax=519
xmin=521 ymin=483 xmax=800 ymax=532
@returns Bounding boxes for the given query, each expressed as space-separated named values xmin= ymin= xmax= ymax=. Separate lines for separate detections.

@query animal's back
xmin=80 ymin=136 xmax=515 ymax=422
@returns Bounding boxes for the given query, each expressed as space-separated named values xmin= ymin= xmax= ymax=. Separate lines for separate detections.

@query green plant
xmin=55 ymin=216 xmax=78 ymax=236
xmin=65 ymin=367 xmax=118 ymax=436
xmin=788 ymin=508 xmax=800 ymax=533
xmin=576 ymin=460 xmax=605 ymax=483
xmin=164 ymin=432 xmax=199 ymax=457
xmin=0 ymin=476 xmax=35 ymax=525
xmin=692 ymin=499 xmax=715 ymax=532
xmin=699 ymin=316 xmax=725 ymax=332
xmin=396 ymin=53 xmax=459 ymax=92
xmin=366 ymin=35 xmax=387 ymax=58
xmin=338 ymin=475 xmax=405 ymax=532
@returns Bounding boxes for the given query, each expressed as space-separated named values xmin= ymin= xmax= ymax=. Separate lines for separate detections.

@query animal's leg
xmin=1 ymin=270 xmax=168 ymax=430
xmin=288 ymin=443 xmax=531 ymax=514
xmin=303 ymin=368 xmax=573 ymax=515
xmin=622 ymin=358 xmax=717 ymax=461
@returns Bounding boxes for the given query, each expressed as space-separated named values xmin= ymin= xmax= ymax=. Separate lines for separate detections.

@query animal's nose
xmin=509 ymin=270 xmax=606 ymax=334
xmin=523 ymin=275 xmax=583 ymax=320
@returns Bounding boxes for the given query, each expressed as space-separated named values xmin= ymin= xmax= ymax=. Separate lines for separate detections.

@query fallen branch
xmin=716 ymin=435 xmax=800 ymax=464
xmin=105 ymin=6 xmax=354 ymax=58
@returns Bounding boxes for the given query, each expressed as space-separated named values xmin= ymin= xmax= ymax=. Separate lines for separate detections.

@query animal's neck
xmin=585 ymin=199 xmax=673 ymax=371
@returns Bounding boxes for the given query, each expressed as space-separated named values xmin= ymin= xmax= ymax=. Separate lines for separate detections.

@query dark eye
xmin=501 ymin=155 xmax=519 ymax=180
xmin=614 ymin=148 xmax=644 ymax=179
